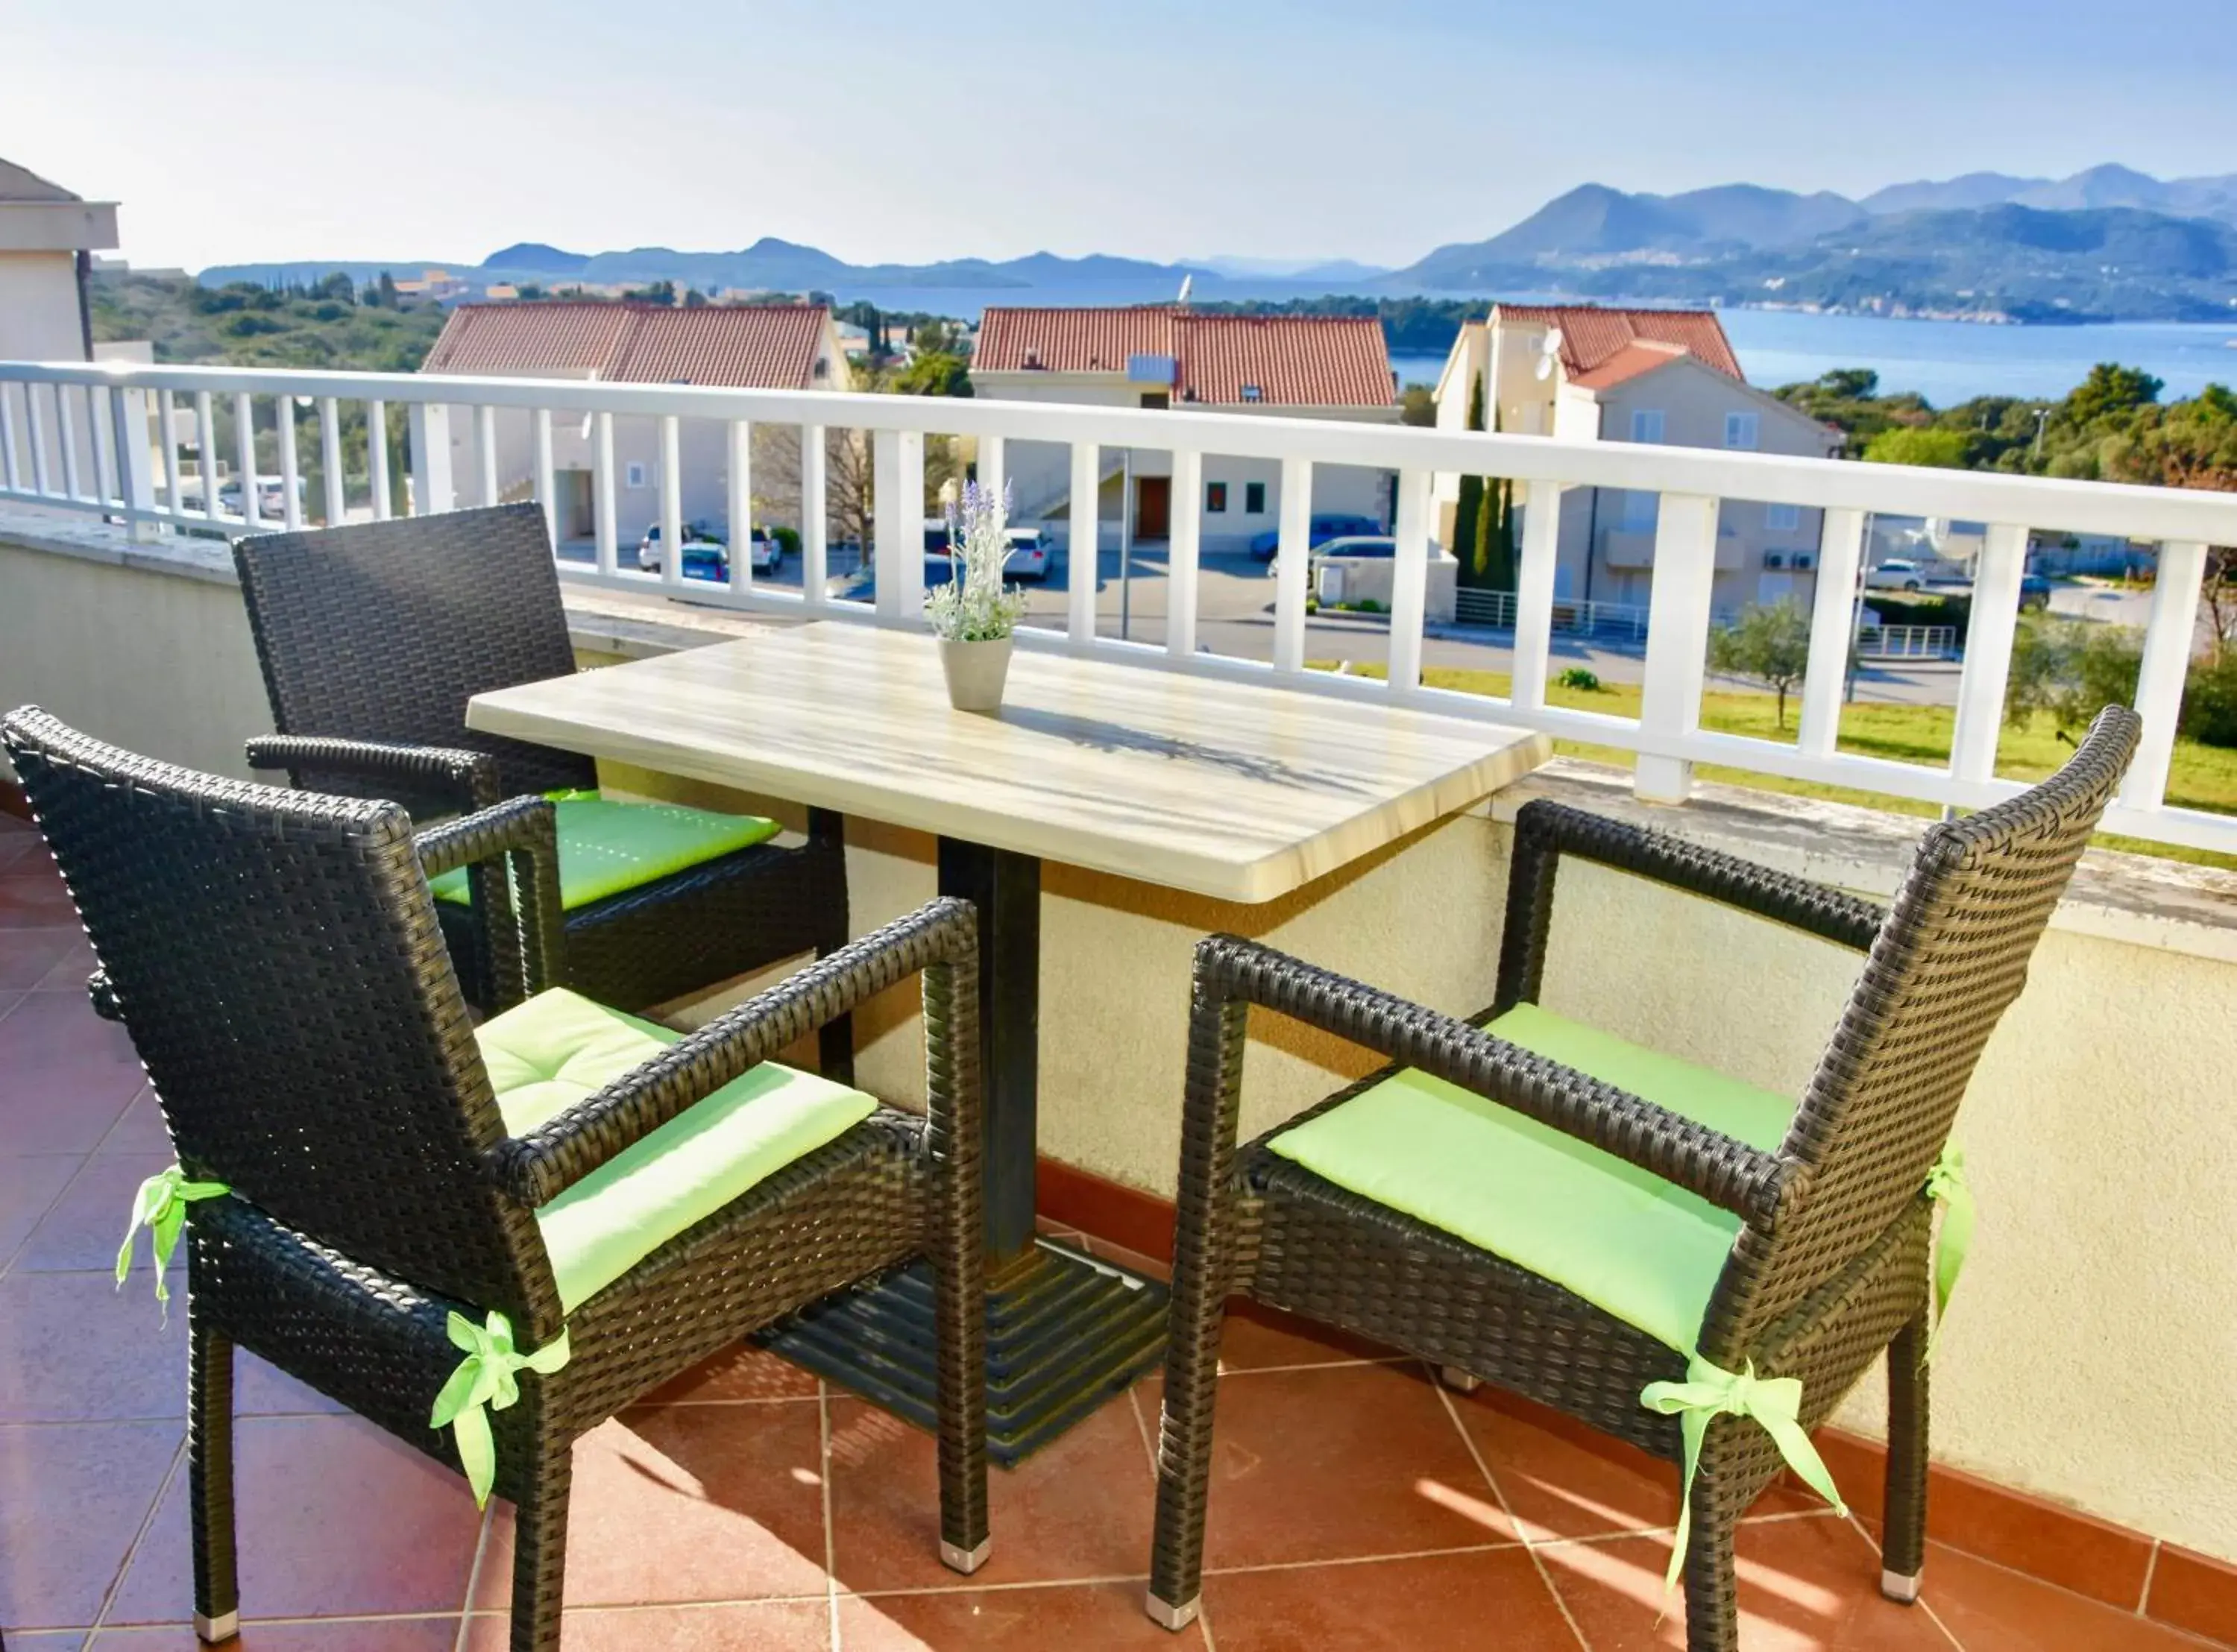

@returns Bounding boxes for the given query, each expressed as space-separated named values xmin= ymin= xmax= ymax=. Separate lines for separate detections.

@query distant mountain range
xmin=197 ymin=164 xmax=2237 ymax=325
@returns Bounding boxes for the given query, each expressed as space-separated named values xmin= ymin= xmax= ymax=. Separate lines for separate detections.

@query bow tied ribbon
xmin=1640 ymin=1357 xmax=1846 ymax=1593
xmin=429 ymin=1311 xmax=571 ymax=1508
xmin=116 ymin=1166 xmax=230 ymax=1315
xmin=1924 ymin=1143 xmax=1973 ymax=1359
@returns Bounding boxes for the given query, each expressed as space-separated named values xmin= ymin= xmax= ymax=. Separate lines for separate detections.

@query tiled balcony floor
xmin=1 ymin=811 xmax=2226 ymax=1651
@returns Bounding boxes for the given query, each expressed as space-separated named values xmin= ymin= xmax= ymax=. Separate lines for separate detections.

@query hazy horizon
xmin=10 ymin=0 xmax=2236 ymax=274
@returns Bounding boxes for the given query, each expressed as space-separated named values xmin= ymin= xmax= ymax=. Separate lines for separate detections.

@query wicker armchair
xmin=2 ymin=708 xmax=989 ymax=1652
xmin=231 ymin=503 xmax=852 ymax=1071
xmin=1146 ymin=707 xmax=2140 ymax=1650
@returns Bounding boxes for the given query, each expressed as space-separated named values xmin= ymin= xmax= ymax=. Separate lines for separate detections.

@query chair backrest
xmin=1700 ymin=704 xmax=2141 ymax=1362
xmin=2 ymin=707 xmax=561 ymax=1338
xmin=233 ymin=503 xmax=594 ymax=807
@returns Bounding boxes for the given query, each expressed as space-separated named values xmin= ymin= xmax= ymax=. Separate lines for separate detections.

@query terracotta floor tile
xmin=6 ymin=1633 xmax=86 ymax=1651
xmin=1538 ymin=1514 xmax=1957 ymax=1650
xmin=641 ymin=1342 xmax=819 ymax=1405
xmin=473 ymin=1407 xmax=830 ymax=1609
xmin=1166 ymin=1361 xmax=1516 ymax=1571
xmin=16 ymin=1151 xmax=180 ymax=1273
xmin=829 ymin=1381 xmax=1157 ymax=1594
xmin=1078 ymin=1236 xmax=1171 ymax=1285
xmin=837 ymin=1580 xmax=1208 ymax=1651
xmin=106 ymin=1413 xmax=482 ymax=1624
xmin=0 ymin=1269 xmax=186 ymax=1422
xmin=1453 ymin=1386 xmax=1821 ymax=1544
xmin=31 ymin=936 xmax=98 ymax=993
xmin=0 ymin=994 xmax=148 ymax=1153
xmin=0 ymin=1420 xmax=180 ymax=1629
xmin=92 ymin=1619 xmax=462 ymax=1651
xmin=0 ymin=869 xmax=79 ymax=930
xmin=0 ymin=1153 xmax=83 ymax=1264
xmin=0 ymin=927 xmax=80 ymax=989
xmin=1204 ymin=1546 xmax=1579 ymax=1652
xmin=233 ymin=1349 xmax=353 ymax=1417
xmin=101 ymin=1091 xmax=177 ymax=1154
xmin=2147 ymin=1543 xmax=2237 ymax=1648
xmin=463 ymin=1601 xmax=830 ymax=1651
xmin=1922 ymin=1540 xmax=2216 ymax=1651
xmin=1214 ymin=1302 xmax=1405 ymax=1372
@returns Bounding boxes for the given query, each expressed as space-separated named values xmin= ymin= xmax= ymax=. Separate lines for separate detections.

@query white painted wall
xmin=0 ymin=251 xmax=88 ymax=362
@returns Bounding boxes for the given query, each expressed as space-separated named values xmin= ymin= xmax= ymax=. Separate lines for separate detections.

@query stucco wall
xmin=6 ymin=518 xmax=2234 ymax=1565
xmin=0 ymin=250 xmax=88 ymax=362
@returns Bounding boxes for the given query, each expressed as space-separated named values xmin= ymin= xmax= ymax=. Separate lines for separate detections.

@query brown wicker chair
xmin=231 ymin=502 xmax=852 ymax=1074
xmin=1146 ymin=707 xmax=2140 ymax=1650
xmin=2 ymin=707 xmax=989 ymax=1652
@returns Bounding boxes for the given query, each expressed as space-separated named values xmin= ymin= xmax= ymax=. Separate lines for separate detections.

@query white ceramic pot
xmin=939 ymin=634 xmax=1013 ymax=713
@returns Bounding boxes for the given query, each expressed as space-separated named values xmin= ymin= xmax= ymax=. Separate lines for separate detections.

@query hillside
xmin=89 ymin=271 xmax=446 ymax=370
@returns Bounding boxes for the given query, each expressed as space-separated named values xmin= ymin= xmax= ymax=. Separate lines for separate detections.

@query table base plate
xmin=755 ymin=1238 xmax=1168 ymax=1466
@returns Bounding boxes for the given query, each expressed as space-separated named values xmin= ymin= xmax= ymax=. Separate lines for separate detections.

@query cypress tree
xmin=1454 ymin=371 xmax=1486 ymax=583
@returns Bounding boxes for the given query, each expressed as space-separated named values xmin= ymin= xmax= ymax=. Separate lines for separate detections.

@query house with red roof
xmin=1432 ymin=305 xmax=1842 ymax=613
xmin=970 ymin=306 xmax=1399 ymax=554
xmin=421 ymin=300 xmax=849 ymax=542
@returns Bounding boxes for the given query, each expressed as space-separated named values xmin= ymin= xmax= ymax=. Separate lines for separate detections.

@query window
xmin=1629 ymin=409 xmax=1665 ymax=444
xmin=1725 ymin=412 xmax=1760 ymax=450
xmin=1240 ymin=385 xmax=1263 ymax=403
xmin=1765 ymin=502 xmax=1802 ymax=532
xmin=624 ymin=461 xmax=647 ymax=490
xmin=1620 ymin=490 xmax=1658 ymax=529
xmin=1206 ymin=482 xmax=1228 ymax=513
xmin=1245 ymin=481 xmax=1267 ymax=514
xmin=1140 ymin=391 xmax=1169 ymax=410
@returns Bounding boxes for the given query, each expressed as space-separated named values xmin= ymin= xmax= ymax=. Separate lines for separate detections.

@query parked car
xmin=635 ymin=520 xmax=721 ymax=573
xmin=2019 ymin=573 xmax=2053 ymax=611
xmin=828 ymin=553 xmax=957 ymax=605
xmin=1307 ymin=535 xmax=1397 ymax=561
xmin=1866 ymin=557 xmax=1931 ymax=592
xmin=638 ymin=523 xmax=784 ymax=576
xmin=1248 ymin=513 xmax=1381 ymax=561
xmin=922 ymin=523 xmax=1051 ymax=581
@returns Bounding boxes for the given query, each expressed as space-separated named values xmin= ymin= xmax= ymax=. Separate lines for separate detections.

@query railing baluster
xmin=367 ymin=399 xmax=391 ymax=520
xmin=658 ymin=414 xmax=684 ymax=590
xmin=871 ymin=428 xmax=925 ymax=622
xmin=592 ymin=412 xmax=617 ymax=574
xmin=2123 ymin=539 xmax=2209 ymax=813
xmin=978 ymin=432 xmax=1005 ymax=504
xmin=1167 ymin=448 xmax=1202 ymax=657
xmin=25 ymin=385 xmax=51 ymax=495
xmin=278 ymin=397 xmax=303 ymax=529
xmin=799 ymin=423 xmax=827 ymax=609
xmin=476 ymin=404 xmax=499 ymax=507
xmin=1 ymin=382 xmax=24 ymax=493
xmin=1508 ymin=480 xmax=1562 ymax=713
xmin=57 ymin=385 xmax=81 ymax=499
xmin=235 ymin=392 xmax=260 ymax=529
xmin=89 ymin=385 xmax=118 ymax=507
xmin=1271 ymin=455 xmax=1312 ymax=673
xmin=318 ymin=397 xmax=344 ymax=526
xmin=533 ymin=409 xmax=556 ymax=544
xmin=157 ymin=389 xmax=180 ymax=517
xmin=406 ymin=403 xmax=453 ymax=517
xmin=1947 ymin=521 xmax=2029 ymax=786
xmin=727 ymin=419 xmax=753 ymax=594
xmin=1387 ymin=467 xmax=1432 ymax=692
xmin=1798 ymin=505 xmax=1866 ymax=757
xmin=1068 ymin=440 xmax=1100 ymax=644
xmin=1635 ymin=492 xmax=1721 ymax=801
xmin=113 ymin=386 xmax=155 ymax=538
xmin=192 ymin=391 xmax=216 ymax=517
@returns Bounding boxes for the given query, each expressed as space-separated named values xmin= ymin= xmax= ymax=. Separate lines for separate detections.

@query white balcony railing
xmin=3 ymin=359 xmax=2234 ymax=854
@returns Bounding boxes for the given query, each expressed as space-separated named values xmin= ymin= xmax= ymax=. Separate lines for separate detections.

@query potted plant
xmin=927 ymin=479 xmax=1027 ymax=713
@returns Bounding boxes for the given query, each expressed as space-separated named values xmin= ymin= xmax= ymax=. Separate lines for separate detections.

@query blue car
xmin=1247 ymin=513 xmax=1382 ymax=561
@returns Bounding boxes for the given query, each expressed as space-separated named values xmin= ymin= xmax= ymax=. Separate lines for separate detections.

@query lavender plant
xmin=926 ymin=479 xmax=1027 ymax=643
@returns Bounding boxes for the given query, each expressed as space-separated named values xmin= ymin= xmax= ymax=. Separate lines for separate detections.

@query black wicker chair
xmin=231 ymin=502 xmax=852 ymax=1071
xmin=2 ymin=707 xmax=989 ymax=1652
xmin=1146 ymin=707 xmax=2140 ymax=1649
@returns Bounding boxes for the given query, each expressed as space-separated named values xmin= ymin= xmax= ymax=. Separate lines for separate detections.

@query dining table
xmin=468 ymin=619 xmax=1551 ymax=1461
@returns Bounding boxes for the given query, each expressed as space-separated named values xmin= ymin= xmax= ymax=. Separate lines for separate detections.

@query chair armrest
xmin=415 ymin=797 xmax=567 ymax=1006
xmin=1496 ymin=799 xmax=1886 ymax=1015
xmin=488 ymin=898 xmax=981 ymax=1207
xmin=245 ymin=734 xmax=500 ymax=814
xmin=1192 ymin=933 xmax=1795 ymax=1227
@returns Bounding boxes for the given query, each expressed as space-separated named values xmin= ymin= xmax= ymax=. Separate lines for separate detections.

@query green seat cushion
xmin=429 ymin=793 xmax=779 ymax=912
xmin=476 ymin=987 xmax=877 ymax=1314
xmin=1265 ymin=1003 xmax=1796 ymax=1354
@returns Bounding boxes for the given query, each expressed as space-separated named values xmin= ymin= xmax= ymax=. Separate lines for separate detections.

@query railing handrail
xmin=7 ymin=359 xmax=2237 ymax=543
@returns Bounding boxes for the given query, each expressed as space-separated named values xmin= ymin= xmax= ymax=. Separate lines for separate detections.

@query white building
xmin=0 ymin=157 xmax=117 ymax=363
xmin=1434 ymin=306 xmax=1843 ymax=611
xmin=969 ymin=306 xmax=1399 ymax=553
xmin=421 ymin=301 xmax=852 ymax=540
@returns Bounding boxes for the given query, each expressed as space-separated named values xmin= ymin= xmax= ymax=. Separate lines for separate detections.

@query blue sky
xmin=9 ymin=0 xmax=2236 ymax=272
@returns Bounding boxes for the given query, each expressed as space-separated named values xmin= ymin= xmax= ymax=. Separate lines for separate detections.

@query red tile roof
xmin=422 ymin=302 xmax=831 ymax=388
xmin=1493 ymin=305 xmax=1743 ymax=388
xmin=975 ymin=306 xmax=1394 ymax=408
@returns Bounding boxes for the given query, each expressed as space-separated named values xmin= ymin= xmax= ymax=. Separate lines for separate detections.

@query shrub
xmin=1555 ymin=666 xmax=1602 ymax=692
xmin=770 ymin=524 xmax=802 ymax=556
xmin=2183 ymin=654 xmax=2237 ymax=747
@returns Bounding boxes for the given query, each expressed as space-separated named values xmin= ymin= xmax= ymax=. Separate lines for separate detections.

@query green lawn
xmin=1313 ymin=663 xmax=2237 ymax=870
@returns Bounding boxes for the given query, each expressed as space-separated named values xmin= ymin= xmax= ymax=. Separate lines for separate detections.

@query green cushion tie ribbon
xmin=1640 ymin=1356 xmax=1847 ymax=1593
xmin=116 ymin=1166 xmax=230 ymax=1315
xmin=1924 ymin=1142 xmax=1973 ymax=1360
xmin=429 ymin=1311 xmax=571 ymax=1509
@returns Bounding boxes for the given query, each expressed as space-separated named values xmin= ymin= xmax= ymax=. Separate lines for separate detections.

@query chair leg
xmin=931 ymin=1135 xmax=989 ymax=1574
xmin=187 ymin=1304 xmax=239 ymax=1645
xmin=509 ymin=1434 xmax=573 ymax=1652
xmin=1680 ymin=1454 xmax=1743 ymax=1652
xmin=1437 ymin=1366 xmax=1481 ymax=1394
xmin=1881 ymin=1309 xmax=1931 ymax=1602
xmin=811 ymin=807 xmax=856 ymax=1088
